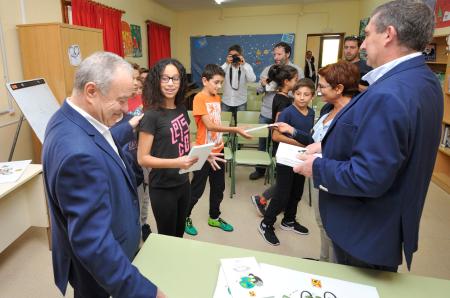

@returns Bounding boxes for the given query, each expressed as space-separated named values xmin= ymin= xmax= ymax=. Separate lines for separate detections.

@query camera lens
xmin=232 ymin=55 xmax=241 ymax=64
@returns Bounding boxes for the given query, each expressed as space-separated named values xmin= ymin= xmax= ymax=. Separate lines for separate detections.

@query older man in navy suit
xmin=295 ymin=0 xmax=442 ymax=272
xmin=43 ymin=52 xmax=165 ymax=297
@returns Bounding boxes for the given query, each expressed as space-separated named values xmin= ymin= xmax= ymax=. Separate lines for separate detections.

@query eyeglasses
xmin=317 ymin=83 xmax=331 ymax=89
xmin=161 ymin=76 xmax=181 ymax=84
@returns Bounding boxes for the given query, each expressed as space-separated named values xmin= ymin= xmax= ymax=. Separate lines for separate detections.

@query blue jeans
xmin=221 ymin=102 xmax=247 ymax=124
xmin=255 ymin=114 xmax=272 ymax=174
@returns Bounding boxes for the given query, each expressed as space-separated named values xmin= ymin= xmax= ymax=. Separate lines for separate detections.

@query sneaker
xmin=258 ymin=222 xmax=280 ymax=246
xmin=251 ymin=195 xmax=266 ymax=217
xmin=208 ymin=217 xmax=234 ymax=232
xmin=141 ymin=224 xmax=151 ymax=241
xmin=249 ymin=170 xmax=265 ymax=180
xmin=280 ymin=220 xmax=309 ymax=235
xmin=185 ymin=217 xmax=198 ymax=236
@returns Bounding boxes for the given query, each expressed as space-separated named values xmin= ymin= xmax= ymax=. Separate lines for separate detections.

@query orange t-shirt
xmin=193 ymin=91 xmax=224 ymax=153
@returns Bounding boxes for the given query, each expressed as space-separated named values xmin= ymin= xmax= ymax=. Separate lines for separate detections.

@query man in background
xmin=249 ymin=42 xmax=304 ymax=180
xmin=43 ymin=52 xmax=164 ymax=298
xmin=221 ymin=44 xmax=256 ymax=122
xmin=343 ymin=35 xmax=372 ymax=90
xmin=296 ymin=0 xmax=442 ymax=272
xmin=304 ymin=50 xmax=316 ymax=84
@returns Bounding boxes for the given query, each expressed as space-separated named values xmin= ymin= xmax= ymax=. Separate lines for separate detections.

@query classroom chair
xmin=188 ymin=110 xmax=197 ymax=141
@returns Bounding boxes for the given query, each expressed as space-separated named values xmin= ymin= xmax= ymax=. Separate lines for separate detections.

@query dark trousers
xmin=188 ymin=161 xmax=225 ymax=219
xmin=333 ymin=243 xmax=398 ymax=272
xmin=255 ymin=114 xmax=272 ymax=174
xmin=263 ymin=164 xmax=305 ymax=227
xmin=69 ymin=260 xmax=109 ymax=298
xmin=149 ymin=181 xmax=190 ymax=237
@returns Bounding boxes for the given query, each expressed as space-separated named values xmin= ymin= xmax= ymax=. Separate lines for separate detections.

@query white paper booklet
xmin=0 ymin=160 xmax=32 ymax=184
xmin=220 ymin=257 xmax=273 ymax=298
xmin=179 ymin=143 xmax=214 ymax=174
xmin=275 ymin=142 xmax=307 ymax=167
xmin=213 ymin=266 xmax=232 ymax=298
xmin=260 ymin=263 xmax=379 ymax=298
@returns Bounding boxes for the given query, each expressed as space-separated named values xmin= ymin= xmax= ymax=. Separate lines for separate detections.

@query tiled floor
xmin=1 ymin=167 xmax=449 ymax=297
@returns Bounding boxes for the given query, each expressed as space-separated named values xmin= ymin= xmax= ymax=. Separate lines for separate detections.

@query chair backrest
xmin=236 ymin=111 xmax=260 ymax=125
xmin=221 ymin=111 xmax=233 ymax=123
xmin=187 ymin=110 xmax=197 ymax=135
xmin=246 ymin=91 xmax=263 ymax=112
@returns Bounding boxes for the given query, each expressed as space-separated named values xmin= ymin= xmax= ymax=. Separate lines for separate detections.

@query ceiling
xmin=153 ymin=0 xmax=344 ymax=12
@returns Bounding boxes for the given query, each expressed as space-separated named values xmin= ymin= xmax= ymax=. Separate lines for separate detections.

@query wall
xmin=96 ymin=0 xmax=176 ymax=68
xmin=0 ymin=0 xmax=176 ymax=162
xmin=172 ymin=1 xmax=360 ymax=73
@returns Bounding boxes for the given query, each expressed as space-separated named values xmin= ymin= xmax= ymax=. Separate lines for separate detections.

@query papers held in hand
xmin=275 ymin=142 xmax=307 ymax=167
xmin=179 ymin=143 xmax=215 ymax=174
xmin=244 ymin=123 xmax=278 ymax=133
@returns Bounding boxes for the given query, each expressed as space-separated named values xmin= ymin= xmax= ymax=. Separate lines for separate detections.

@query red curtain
xmin=147 ymin=21 xmax=171 ymax=67
xmin=72 ymin=0 xmax=124 ymax=57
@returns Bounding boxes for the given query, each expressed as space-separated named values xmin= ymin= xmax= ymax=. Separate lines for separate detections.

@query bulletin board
xmin=190 ymin=33 xmax=295 ymax=84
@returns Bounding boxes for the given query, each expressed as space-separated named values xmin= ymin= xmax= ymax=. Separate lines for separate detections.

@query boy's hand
xmin=236 ymin=127 xmax=252 ymax=139
xmin=208 ymin=152 xmax=226 ymax=171
xmin=128 ymin=114 xmax=144 ymax=129
xmin=177 ymin=156 xmax=199 ymax=169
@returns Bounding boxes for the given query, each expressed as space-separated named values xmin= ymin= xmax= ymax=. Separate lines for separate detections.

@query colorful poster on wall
xmin=435 ymin=0 xmax=450 ymax=29
xmin=122 ymin=21 xmax=133 ymax=57
xmin=131 ymin=24 xmax=142 ymax=57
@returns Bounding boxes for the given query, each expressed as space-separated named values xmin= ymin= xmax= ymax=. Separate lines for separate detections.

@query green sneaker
xmin=185 ymin=217 xmax=198 ymax=236
xmin=208 ymin=217 xmax=234 ymax=232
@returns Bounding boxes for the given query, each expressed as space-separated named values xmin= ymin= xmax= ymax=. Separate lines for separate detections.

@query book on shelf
xmin=441 ymin=125 xmax=450 ymax=147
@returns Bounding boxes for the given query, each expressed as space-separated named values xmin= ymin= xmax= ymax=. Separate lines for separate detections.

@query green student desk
xmin=133 ymin=234 xmax=450 ymax=297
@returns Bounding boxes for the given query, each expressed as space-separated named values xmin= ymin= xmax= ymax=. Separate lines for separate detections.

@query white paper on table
xmin=260 ymin=263 xmax=379 ymax=298
xmin=220 ymin=257 xmax=273 ymax=298
xmin=0 ymin=160 xmax=32 ymax=184
xmin=213 ymin=266 xmax=232 ymax=298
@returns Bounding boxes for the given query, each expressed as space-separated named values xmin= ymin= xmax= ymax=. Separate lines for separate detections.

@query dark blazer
xmin=43 ymin=101 xmax=157 ymax=297
xmin=312 ymin=55 xmax=443 ymax=268
xmin=304 ymin=58 xmax=316 ymax=83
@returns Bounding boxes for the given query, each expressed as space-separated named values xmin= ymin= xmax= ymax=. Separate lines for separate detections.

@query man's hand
xmin=274 ymin=122 xmax=294 ymax=135
xmin=239 ymin=55 xmax=245 ymax=65
xmin=208 ymin=152 xmax=226 ymax=170
xmin=260 ymin=78 xmax=268 ymax=87
xmin=128 ymin=114 xmax=144 ymax=129
xmin=177 ymin=156 xmax=199 ymax=169
xmin=156 ymin=288 xmax=167 ymax=298
xmin=305 ymin=142 xmax=322 ymax=154
xmin=293 ymin=153 xmax=317 ymax=177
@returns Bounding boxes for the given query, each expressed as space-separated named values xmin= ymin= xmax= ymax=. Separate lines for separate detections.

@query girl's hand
xmin=177 ymin=156 xmax=199 ymax=169
xmin=208 ymin=152 xmax=226 ymax=171
xmin=274 ymin=122 xmax=294 ymax=135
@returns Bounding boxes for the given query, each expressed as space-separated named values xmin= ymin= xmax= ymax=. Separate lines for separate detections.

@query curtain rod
xmin=65 ymin=0 xmax=125 ymax=14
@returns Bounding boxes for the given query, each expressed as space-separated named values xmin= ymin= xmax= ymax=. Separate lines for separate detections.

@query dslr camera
xmin=231 ymin=54 xmax=242 ymax=64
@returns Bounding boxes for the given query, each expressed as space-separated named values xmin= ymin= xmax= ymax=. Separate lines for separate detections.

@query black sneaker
xmin=280 ymin=220 xmax=309 ymax=235
xmin=251 ymin=195 xmax=266 ymax=217
xmin=141 ymin=224 xmax=151 ymax=241
xmin=249 ymin=171 xmax=265 ymax=180
xmin=258 ymin=222 xmax=280 ymax=246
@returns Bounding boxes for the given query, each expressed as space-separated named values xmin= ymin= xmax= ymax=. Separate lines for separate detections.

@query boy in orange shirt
xmin=185 ymin=64 xmax=251 ymax=235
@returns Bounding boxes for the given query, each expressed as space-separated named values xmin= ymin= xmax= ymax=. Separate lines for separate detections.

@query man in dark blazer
xmin=294 ymin=0 xmax=442 ymax=271
xmin=304 ymin=50 xmax=316 ymax=84
xmin=43 ymin=52 xmax=165 ymax=297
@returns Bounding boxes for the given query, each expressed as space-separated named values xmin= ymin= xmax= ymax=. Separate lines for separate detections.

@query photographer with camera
xmin=221 ymin=44 xmax=256 ymax=121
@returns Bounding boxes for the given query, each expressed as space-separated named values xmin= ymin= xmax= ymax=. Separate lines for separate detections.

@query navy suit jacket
xmin=43 ymin=101 xmax=157 ymax=297
xmin=312 ymin=55 xmax=443 ymax=268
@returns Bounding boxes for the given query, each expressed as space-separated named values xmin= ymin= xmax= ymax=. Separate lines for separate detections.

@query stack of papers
xmin=214 ymin=257 xmax=380 ymax=298
xmin=0 ymin=160 xmax=31 ymax=184
xmin=275 ymin=142 xmax=307 ymax=167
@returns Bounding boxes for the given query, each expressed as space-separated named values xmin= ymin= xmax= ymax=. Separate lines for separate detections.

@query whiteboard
xmin=6 ymin=78 xmax=60 ymax=143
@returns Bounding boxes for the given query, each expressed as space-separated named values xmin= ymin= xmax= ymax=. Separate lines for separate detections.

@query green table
xmin=134 ymin=234 xmax=450 ymax=297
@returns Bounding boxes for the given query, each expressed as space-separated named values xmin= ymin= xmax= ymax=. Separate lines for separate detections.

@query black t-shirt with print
xmin=271 ymin=93 xmax=293 ymax=122
xmin=140 ymin=106 xmax=190 ymax=188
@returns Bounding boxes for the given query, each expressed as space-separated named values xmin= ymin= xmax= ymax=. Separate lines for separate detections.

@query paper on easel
xmin=220 ymin=257 xmax=273 ymax=298
xmin=0 ymin=160 xmax=31 ymax=184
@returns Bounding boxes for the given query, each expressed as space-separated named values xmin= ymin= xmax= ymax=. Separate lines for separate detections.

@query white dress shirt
xmin=221 ymin=62 xmax=256 ymax=107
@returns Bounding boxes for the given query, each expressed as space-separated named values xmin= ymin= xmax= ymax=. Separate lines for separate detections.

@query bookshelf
xmin=431 ymin=35 xmax=450 ymax=193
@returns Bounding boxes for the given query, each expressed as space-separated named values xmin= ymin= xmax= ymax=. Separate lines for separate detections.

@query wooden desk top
xmin=0 ymin=164 xmax=42 ymax=199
